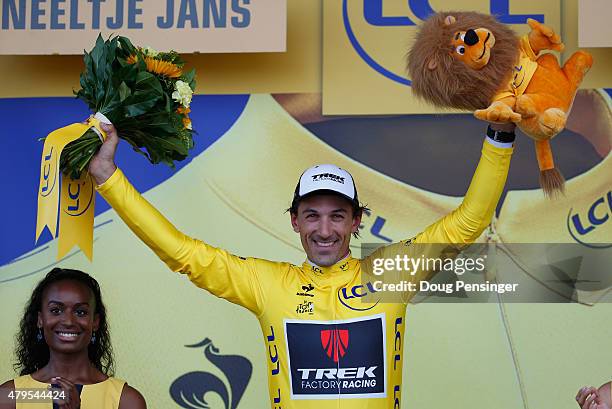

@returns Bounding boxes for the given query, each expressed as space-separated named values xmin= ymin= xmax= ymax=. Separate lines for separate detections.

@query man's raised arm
xmin=89 ymin=124 xmax=269 ymax=315
xmin=414 ymin=123 xmax=515 ymax=246
xmin=362 ymin=124 xmax=515 ymax=293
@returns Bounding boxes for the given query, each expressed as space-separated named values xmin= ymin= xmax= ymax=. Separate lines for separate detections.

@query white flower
xmin=172 ymin=80 xmax=193 ymax=108
xmin=143 ymin=46 xmax=159 ymax=57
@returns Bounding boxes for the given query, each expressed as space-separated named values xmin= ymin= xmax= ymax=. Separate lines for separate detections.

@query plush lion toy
xmin=407 ymin=11 xmax=593 ymax=196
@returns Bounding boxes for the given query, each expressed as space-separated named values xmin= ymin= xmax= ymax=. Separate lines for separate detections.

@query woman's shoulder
xmin=118 ymin=382 xmax=146 ymax=409
xmin=0 ymin=379 xmax=15 ymax=388
xmin=4 ymin=375 xmax=43 ymax=388
xmin=79 ymin=376 xmax=145 ymax=408
xmin=0 ymin=380 xmax=16 ymax=409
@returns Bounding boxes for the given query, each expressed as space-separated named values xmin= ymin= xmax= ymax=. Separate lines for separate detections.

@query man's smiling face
xmin=291 ymin=193 xmax=361 ymax=267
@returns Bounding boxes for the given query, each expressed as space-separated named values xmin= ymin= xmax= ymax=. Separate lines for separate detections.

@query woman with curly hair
xmin=0 ymin=268 xmax=145 ymax=409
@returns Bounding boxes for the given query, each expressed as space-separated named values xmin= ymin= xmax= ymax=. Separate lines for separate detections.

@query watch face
xmin=487 ymin=126 xmax=514 ymax=143
xmin=493 ymin=131 xmax=507 ymax=141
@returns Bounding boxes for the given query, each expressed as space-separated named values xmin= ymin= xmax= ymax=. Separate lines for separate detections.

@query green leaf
xmin=118 ymin=82 xmax=131 ymax=102
xmin=90 ymin=36 xmax=105 ymax=73
xmin=118 ymin=36 xmax=137 ymax=56
xmin=182 ymin=68 xmax=196 ymax=88
xmin=135 ymin=71 xmax=164 ymax=96
xmin=116 ymin=63 xmax=139 ymax=83
xmin=149 ymin=135 xmax=190 ymax=155
xmin=123 ymin=92 xmax=162 ymax=117
xmin=186 ymin=71 xmax=197 ymax=91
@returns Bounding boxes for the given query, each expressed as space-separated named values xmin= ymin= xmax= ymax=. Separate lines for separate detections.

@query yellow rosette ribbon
xmin=35 ymin=114 xmax=109 ymax=261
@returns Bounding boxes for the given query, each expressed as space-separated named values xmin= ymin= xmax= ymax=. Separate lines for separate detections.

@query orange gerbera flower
xmin=177 ymin=106 xmax=191 ymax=115
xmin=182 ymin=117 xmax=192 ymax=130
xmin=126 ymin=55 xmax=182 ymax=78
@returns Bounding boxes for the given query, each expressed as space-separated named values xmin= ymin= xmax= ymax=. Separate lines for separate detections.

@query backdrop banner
xmin=0 ymin=0 xmax=286 ymax=54
xmin=323 ymin=0 xmax=612 ymax=114
xmin=1 ymin=91 xmax=611 ymax=408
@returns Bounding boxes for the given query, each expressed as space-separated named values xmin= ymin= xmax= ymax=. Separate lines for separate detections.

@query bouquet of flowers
xmin=60 ymin=35 xmax=196 ymax=179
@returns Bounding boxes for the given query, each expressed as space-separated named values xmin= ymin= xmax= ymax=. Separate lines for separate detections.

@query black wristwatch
xmin=486 ymin=125 xmax=516 ymax=143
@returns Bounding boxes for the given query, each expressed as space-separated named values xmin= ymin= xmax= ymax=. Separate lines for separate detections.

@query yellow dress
xmin=13 ymin=375 xmax=124 ymax=409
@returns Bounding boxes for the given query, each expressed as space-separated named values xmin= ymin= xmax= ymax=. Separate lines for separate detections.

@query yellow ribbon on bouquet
xmin=35 ymin=116 xmax=108 ymax=261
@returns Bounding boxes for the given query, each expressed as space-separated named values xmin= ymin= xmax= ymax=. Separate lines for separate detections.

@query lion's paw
xmin=538 ymin=108 xmax=567 ymax=137
xmin=527 ymin=18 xmax=564 ymax=52
xmin=515 ymin=95 xmax=538 ymax=118
xmin=474 ymin=102 xmax=521 ymax=124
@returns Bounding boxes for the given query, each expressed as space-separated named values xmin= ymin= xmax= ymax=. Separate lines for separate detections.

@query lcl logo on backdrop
xmin=343 ymin=0 xmax=546 ymax=86
xmin=567 ymin=191 xmax=612 ymax=249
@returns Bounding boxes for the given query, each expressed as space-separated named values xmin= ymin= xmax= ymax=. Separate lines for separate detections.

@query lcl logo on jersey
xmin=567 ymin=191 xmax=612 ymax=249
xmin=343 ymin=0 xmax=546 ymax=86
xmin=284 ymin=314 xmax=386 ymax=399
xmin=311 ymin=265 xmax=324 ymax=275
xmin=338 ymin=282 xmax=380 ymax=311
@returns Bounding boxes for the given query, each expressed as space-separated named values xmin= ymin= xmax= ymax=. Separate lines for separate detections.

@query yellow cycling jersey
xmin=97 ymin=138 xmax=512 ymax=408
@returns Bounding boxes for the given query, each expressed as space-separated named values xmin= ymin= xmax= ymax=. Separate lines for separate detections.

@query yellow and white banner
xmin=35 ymin=118 xmax=105 ymax=261
xmin=0 ymin=0 xmax=286 ymax=54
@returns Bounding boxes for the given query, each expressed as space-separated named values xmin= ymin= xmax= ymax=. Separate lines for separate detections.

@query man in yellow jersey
xmin=89 ymin=120 xmax=515 ymax=408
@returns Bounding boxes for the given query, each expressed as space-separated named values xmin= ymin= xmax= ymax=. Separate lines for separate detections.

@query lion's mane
xmin=407 ymin=11 xmax=519 ymax=110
